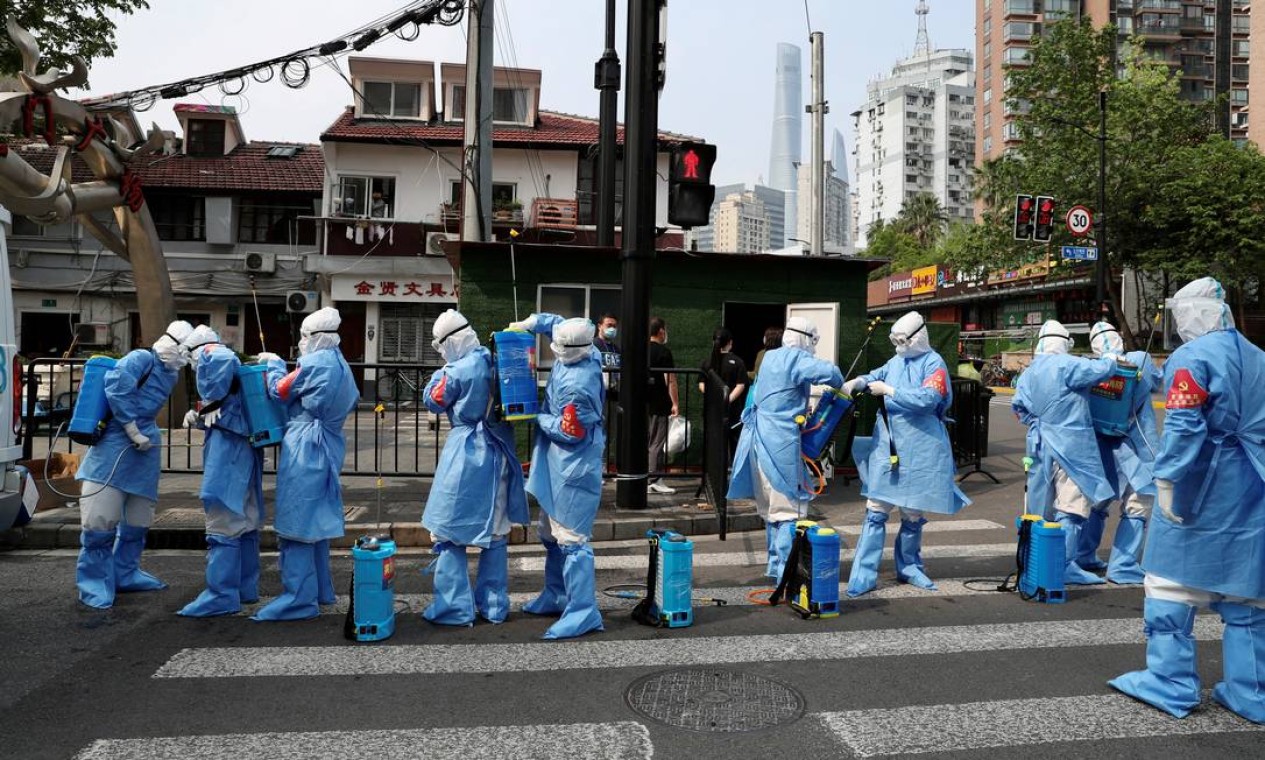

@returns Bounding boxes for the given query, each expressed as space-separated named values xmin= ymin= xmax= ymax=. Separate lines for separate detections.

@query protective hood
xmin=1089 ymin=321 xmax=1124 ymax=358
xmin=154 ymin=320 xmax=194 ymax=370
xmin=432 ymin=309 xmax=479 ymax=363
xmin=782 ymin=316 xmax=820 ymax=354
xmin=182 ymin=325 xmax=221 ymax=368
xmin=300 ymin=307 xmax=341 ymax=355
xmin=1035 ymin=319 xmax=1072 ymax=355
xmin=550 ymin=317 xmax=595 ymax=366
xmin=890 ymin=311 xmax=929 ymax=358
xmin=1168 ymin=276 xmax=1234 ymax=343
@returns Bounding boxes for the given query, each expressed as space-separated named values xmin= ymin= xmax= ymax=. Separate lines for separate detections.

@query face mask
xmin=298 ymin=336 xmax=310 ymax=356
xmin=603 ymin=327 xmax=617 ymax=340
xmin=662 ymin=332 xmax=669 ymax=345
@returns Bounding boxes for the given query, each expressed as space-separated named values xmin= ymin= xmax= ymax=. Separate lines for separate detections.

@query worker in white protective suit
xmin=1110 ymin=278 xmax=1265 ymax=724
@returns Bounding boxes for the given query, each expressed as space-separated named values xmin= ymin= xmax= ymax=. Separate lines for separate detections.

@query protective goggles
xmin=785 ymin=325 xmax=819 ymax=345
xmin=430 ymin=321 xmax=470 ymax=352
xmin=889 ymin=322 xmax=925 ymax=347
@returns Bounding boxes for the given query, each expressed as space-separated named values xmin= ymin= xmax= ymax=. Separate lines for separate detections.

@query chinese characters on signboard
xmin=332 ymin=274 xmax=458 ymax=303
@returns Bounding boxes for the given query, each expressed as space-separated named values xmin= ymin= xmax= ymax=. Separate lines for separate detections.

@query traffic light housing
xmin=1034 ymin=196 xmax=1056 ymax=243
xmin=668 ymin=142 xmax=717 ymax=228
xmin=1013 ymin=194 xmax=1034 ymax=241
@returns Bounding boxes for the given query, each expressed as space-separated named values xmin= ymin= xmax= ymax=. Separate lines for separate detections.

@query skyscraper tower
xmin=768 ymin=42 xmax=802 ymax=246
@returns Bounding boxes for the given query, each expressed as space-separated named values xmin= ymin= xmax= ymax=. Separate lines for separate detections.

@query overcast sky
xmin=71 ymin=0 xmax=974 ymax=188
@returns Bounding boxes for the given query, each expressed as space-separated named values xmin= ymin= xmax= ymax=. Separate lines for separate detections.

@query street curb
xmin=9 ymin=509 xmax=763 ymax=551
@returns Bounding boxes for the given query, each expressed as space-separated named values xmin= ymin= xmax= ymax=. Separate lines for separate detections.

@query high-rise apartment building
xmin=713 ymin=191 xmax=770 ymax=253
xmin=852 ymin=47 xmax=976 ymax=248
xmin=976 ymin=0 xmax=1251 ymax=165
xmin=796 ymin=160 xmax=851 ymax=254
xmin=693 ymin=183 xmax=785 ymax=252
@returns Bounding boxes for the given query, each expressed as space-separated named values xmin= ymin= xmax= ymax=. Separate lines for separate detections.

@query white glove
xmin=842 ymin=378 xmax=864 ymax=395
xmin=508 ymin=315 xmax=538 ymax=333
xmin=183 ymin=409 xmax=202 ymax=430
xmin=868 ymin=380 xmax=895 ymax=397
xmin=1155 ymin=479 xmax=1181 ymax=524
xmin=123 ymin=421 xmax=152 ymax=451
xmin=256 ymin=352 xmax=282 ymax=364
xmin=203 ymin=408 xmax=222 ymax=428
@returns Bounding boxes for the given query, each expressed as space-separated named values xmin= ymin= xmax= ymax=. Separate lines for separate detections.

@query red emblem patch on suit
xmin=1165 ymin=368 xmax=1208 ymax=410
xmin=922 ymin=368 xmax=949 ymax=397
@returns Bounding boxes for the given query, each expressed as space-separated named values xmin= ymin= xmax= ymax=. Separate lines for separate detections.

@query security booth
xmin=452 ymin=242 xmax=878 ymax=495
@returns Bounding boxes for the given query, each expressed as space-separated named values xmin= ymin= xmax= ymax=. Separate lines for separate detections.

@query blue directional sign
xmin=1060 ymin=245 xmax=1098 ymax=261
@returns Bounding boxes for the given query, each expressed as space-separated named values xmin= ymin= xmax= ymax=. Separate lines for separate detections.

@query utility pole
xmin=1096 ymin=89 xmax=1108 ymax=320
xmin=808 ymin=31 xmax=825 ymax=256
xmin=595 ymin=0 xmax=621 ymax=248
xmin=461 ymin=0 xmax=494 ymax=242
xmin=616 ymin=0 xmax=663 ymax=510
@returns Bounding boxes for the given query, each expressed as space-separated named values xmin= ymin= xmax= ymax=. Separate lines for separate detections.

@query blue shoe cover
xmin=239 ymin=530 xmax=261 ymax=604
xmin=252 ymin=539 xmax=319 ymax=621
xmin=179 ymin=535 xmax=242 ymax=617
xmin=475 ymin=537 xmax=511 ymax=624
xmin=1057 ymin=513 xmax=1106 ymax=585
xmin=1106 ymin=516 xmax=1146 ymax=585
xmin=766 ymin=520 xmax=796 ymax=581
xmin=1210 ymin=602 xmax=1265 ymax=724
xmin=846 ymin=511 xmax=888 ymax=598
xmin=114 ymin=524 xmax=167 ymax=592
xmin=543 ymin=543 xmax=604 ymax=640
xmin=1108 ymin=598 xmax=1201 ymax=718
xmin=77 ymin=529 xmax=117 ymax=609
xmin=894 ymin=517 xmax=937 ymax=590
xmin=422 ymin=542 xmax=474 ymax=626
xmin=1076 ymin=507 xmax=1109 ymax=572
xmin=314 ymin=539 xmax=337 ymax=605
xmin=524 ymin=540 xmax=567 ymax=616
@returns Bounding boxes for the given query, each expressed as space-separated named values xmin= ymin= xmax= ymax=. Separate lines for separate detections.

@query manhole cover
xmin=625 ymin=668 xmax=804 ymax=733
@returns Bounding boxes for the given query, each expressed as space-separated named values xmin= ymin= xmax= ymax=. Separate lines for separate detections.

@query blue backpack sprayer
xmin=58 ymin=353 xmax=155 ymax=497
xmin=631 ymin=529 xmax=695 ymax=628
xmin=491 ymin=329 xmax=539 ymax=422
xmin=1007 ymin=457 xmax=1066 ymax=603
xmin=344 ymin=403 xmax=398 ymax=641
xmin=769 ymin=520 xmax=842 ymax=619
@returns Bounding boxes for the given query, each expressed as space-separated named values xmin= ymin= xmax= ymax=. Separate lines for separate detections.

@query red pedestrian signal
xmin=671 ymin=142 xmax=715 ymax=185
xmin=670 ymin=142 xmax=717 ymax=228
xmin=1013 ymin=194 xmax=1034 ymax=241
xmin=1034 ymin=195 xmax=1056 ymax=243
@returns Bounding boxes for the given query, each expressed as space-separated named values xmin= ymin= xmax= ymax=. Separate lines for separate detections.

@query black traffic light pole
xmin=595 ymin=0 xmax=621 ymax=248
xmin=1096 ymin=89 xmax=1109 ymax=320
xmin=616 ymin=0 xmax=662 ymax=510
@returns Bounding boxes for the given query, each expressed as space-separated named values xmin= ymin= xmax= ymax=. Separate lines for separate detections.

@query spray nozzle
xmin=1022 ymin=456 xmax=1034 ymax=473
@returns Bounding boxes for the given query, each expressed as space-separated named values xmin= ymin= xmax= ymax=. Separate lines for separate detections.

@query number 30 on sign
xmin=1066 ymin=205 xmax=1093 ymax=236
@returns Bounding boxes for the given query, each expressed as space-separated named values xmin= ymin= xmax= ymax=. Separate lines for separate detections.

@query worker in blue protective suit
xmin=843 ymin=311 xmax=970 ymax=597
xmin=1076 ymin=321 xmax=1162 ymax=585
xmin=420 ymin=310 xmax=529 ymax=626
xmin=1110 ymin=277 xmax=1265 ymax=725
xmin=1012 ymin=319 xmax=1119 ymax=586
xmin=728 ymin=316 xmax=843 ymax=582
xmin=508 ymin=312 xmax=606 ymax=640
xmin=176 ymin=325 xmax=265 ymax=617
xmin=253 ymin=307 xmax=359 ymax=622
xmin=75 ymin=320 xmax=194 ymax=609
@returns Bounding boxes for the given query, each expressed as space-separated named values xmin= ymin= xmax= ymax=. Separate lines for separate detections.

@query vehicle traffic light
xmin=1033 ymin=196 xmax=1056 ymax=243
xmin=1013 ymin=194 xmax=1034 ymax=241
xmin=668 ymin=142 xmax=717 ymax=228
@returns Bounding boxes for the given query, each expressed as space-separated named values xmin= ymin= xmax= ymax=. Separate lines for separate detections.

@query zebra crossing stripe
xmin=818 ymin=693 xmax=1265 ymax=757
xmin=834 ymin=518 xmax=1006 ymax=536
xmin=512 ymin=542 xmax=1019 ymax=572
xmin=73 ymin=721 xmax=653 ymax=760
xmin=152 ymin=616 xmax=1223 ymax=680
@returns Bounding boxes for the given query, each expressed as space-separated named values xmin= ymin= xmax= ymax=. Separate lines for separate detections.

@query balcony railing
xmin=1004 ymin=0 xmax=1039 ymax=17
xmin=1136 ymin=0 xmax=1183 ymax=11
xmin=530 ymin=198 xmax=579 ymax=229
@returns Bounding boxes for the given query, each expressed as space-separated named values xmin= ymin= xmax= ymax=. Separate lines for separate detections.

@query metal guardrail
xmin=17 ymin=357 xmax=711 ymax=487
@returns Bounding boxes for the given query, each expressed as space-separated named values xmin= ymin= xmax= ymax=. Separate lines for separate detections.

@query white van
xmin=0 ymin=205 xmax=33 ymax=530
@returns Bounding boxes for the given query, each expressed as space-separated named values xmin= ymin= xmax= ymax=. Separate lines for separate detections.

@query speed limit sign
xmin=1066 ymin=205 xmax=1093 ymax=236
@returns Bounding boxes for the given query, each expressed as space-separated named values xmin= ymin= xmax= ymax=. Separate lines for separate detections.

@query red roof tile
xmin=320 ymin=107 xmax=698 ymax=148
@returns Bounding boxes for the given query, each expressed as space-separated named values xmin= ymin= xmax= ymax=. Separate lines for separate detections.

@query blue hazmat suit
xmin=77 ymin=349 xmax=179 ymax=501
xmin=1111 ymin=277 xmax=1265 ymax=725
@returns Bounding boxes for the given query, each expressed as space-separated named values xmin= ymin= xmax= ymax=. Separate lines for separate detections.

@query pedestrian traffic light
xmin=1034 ymin=196 xmax=1056 ymax=243
xmin=1013 ymin=194 xmax=1034 ymax=241
xmin=669 ymin=142 xmax=717 ymax=228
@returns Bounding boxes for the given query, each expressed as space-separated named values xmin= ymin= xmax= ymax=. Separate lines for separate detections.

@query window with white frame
xmin=450 ymin=85 xmax=531 ymax=125
xmin=334 ymin=176 xmax=396 ymax=218
xmin=536 ymin=284 xmax=620 ymax=367
xmin=362 ymin=81 xmax=422 ymax=118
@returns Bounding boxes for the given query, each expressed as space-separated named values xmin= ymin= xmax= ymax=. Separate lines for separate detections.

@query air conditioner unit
xmin=244 ymin=252 xmax=277 ymax=274
xmin=74 ymin=322 xmax=111 ymax=347
xmin=425 ymin=231 xmax=458 ymax=257
xmin=286 ymin=290 xmax=319 ymax=314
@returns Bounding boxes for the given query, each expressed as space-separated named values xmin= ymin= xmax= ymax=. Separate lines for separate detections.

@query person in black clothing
xmin=594 ymin=313 xmax=621 ymax=472
xmin=647 ymin=316 xmax=678 ymax=494
xmin=699 ymin=327 xmax=748 ymax=465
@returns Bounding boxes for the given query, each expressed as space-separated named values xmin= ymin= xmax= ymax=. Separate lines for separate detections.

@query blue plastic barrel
xmin=801 ymin=388 xmax=853 ymax=461
xmin=1089 ymin=362 xmax=1140 ymax=437
xmin=1017 ymin=515 xmax=1066 ymax=604
xmin=236 ymin=363 xmax=286 ymax=448
xmin=493 ymin=330 xmax=539 ymax=421
xmin=651 ymin=530 xmax=694 ymax=628
xmin=349 ymin=536 xmax=397 ymax=642
xmin=68 ymin=355 xmax=117 ymax=445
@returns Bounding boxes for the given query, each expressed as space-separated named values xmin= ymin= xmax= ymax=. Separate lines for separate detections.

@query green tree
xmin=0 ymin=1 xmax=150 ymax=77
xmin=864 ymin=218 xmax=934 ymax=278
xmin=895 ymin=192 xmax=948 ymax=249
